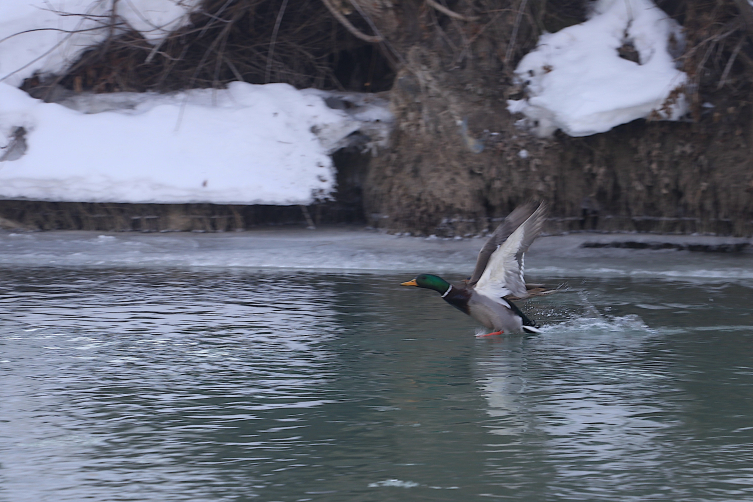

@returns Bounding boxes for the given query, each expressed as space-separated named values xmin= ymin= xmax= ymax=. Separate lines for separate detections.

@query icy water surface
xmin=1 ymin=230 xmax=753 ymax=501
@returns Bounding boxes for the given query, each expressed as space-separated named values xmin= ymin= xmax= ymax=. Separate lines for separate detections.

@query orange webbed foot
xmin=475 ymin=330 xmax=504 ymax=338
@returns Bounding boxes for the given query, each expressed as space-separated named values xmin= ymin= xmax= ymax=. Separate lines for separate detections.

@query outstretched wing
xmin=468 ymin=201 xmax=538 ymax=286
xmin=473 ymin=202 xmax=547 ymax=299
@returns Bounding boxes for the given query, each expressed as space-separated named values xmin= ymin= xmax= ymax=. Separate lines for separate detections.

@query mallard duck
xmin=401 ymin=201 xmax=548 ymax=336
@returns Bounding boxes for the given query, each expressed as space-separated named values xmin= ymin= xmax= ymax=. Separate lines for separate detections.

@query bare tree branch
xmin=425 ymin=0 xmax=478 ymax=22
xmin=320 ymin=0 xmax=382 ymax=43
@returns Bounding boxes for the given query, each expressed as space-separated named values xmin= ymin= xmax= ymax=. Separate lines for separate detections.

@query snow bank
xmin=0 ymin=81 xmax=391 ymax=205
xmin=0 ymin=0 xmax=199 ymax=87
xmin=508 ymin=0 xmax=688 ymax=137
xmin=115 ymin=0 xmax=199 ymax=43
xmin=0 ymin=1 xmax=393 ymax=206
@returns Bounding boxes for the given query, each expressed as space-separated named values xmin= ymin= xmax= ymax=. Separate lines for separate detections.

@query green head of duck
xmin=401 ymin=274 xmax=451 ymax=295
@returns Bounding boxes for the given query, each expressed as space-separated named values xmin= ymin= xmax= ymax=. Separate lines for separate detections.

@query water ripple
xmin=1 ymin=267 xmax=752 ymax=501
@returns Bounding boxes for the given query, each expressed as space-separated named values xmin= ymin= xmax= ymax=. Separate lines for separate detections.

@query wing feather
xmin=468 ymin=202 xmax=538 ymax=286
xmin=473 ymin=202 xmax=547 ymax=299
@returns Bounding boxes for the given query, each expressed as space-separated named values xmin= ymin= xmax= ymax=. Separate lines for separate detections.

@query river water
xmin=1 ymin=229 xmax=752 ymax=501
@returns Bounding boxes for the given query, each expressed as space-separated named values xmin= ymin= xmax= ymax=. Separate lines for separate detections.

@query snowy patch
xmin=116 ymin=0 xmax=200 ymax=43
xmin=0 ymin=2 xmax=393 ymax=206
xmin=0 ymin=81 xmax=391 ymax=205
xmin=0 ymin=0 xmax=199 ymax=87
xmin=508 ymin=0 xmax=687 ymax=137
xmin=301 ymin=89 xmax=393 ymax=155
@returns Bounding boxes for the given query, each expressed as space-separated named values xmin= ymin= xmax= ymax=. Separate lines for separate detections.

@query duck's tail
xmin=507 ymin=299 xmax=541 ymax=333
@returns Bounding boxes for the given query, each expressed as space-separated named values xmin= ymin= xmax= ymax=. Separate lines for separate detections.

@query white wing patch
xmin=474 ymin=217 xmax=528 ymax=300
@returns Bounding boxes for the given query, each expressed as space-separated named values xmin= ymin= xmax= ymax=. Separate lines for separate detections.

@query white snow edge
xmin=507 ymin=0 xmax=688 ymax=137
xmin=0 ymin=82 xmax=393 ymax=205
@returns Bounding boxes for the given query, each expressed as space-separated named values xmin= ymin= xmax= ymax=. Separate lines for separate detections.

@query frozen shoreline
xmin=1 ymin=228 xmax=751 ymax=282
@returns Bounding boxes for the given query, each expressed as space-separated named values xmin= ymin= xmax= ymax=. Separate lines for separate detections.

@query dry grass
xmin=24 ymin=0 xmax=394 ymax=96
xmin=675 ymin=0 xmax=752 ymax=120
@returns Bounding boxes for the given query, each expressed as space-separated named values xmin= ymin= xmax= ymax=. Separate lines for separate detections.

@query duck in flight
xmin=401 ymin=201 xmax=549 ymax=336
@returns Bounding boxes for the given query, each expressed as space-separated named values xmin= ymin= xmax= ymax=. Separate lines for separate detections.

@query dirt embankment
xmin=366 ymin=63 xmax=753 ymax=237
xmin=362 ymin=0 xmax=753 ymax=237
xmin=3 ymin=0 xmax=753 ymax=236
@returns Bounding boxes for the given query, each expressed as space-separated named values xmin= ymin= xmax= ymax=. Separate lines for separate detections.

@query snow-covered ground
xmin=1 ymin=0 xmax=692 ymax=205
xmin=0 ymin=81 xmax=391 ymax=204
xmin=0 ymin=1 xmax=392 ymax=205
xmin=508 ymin=0 xmax=688 ymax=137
